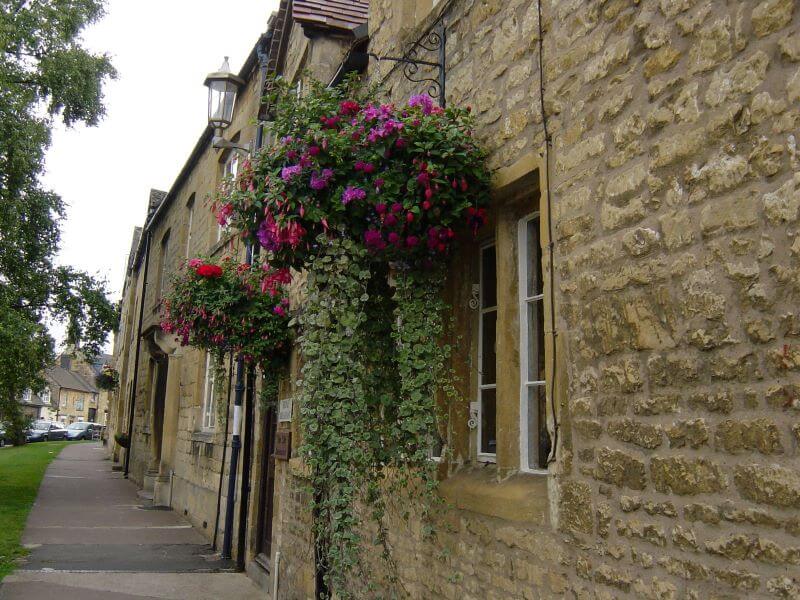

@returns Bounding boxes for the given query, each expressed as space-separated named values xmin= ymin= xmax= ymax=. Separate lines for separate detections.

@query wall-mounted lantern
xmin=203 ymin=57 xmax=251 ymax=153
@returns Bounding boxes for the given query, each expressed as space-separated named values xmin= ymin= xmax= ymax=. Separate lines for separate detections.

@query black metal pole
xmin=221 ymin=326 xmax=247 ymax=559
xmin=124 ymin=230 xmax=151 ymax=478
xmin=212 ymin=353 xmax=234 ymax=551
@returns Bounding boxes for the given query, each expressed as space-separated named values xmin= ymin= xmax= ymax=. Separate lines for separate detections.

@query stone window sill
xmin=438 ymin=465 xmax=550 ymax=525
xmin=191 ymin=430 xmax=215 ymax=444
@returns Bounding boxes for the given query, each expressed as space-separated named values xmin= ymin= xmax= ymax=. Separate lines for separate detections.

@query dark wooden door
xmin=256 ymin=404 xmax=278 ymax=562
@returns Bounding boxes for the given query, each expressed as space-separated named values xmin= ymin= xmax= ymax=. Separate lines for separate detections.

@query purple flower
xmin=281 ymin=165 xmax=302 ymax=182
xmin=281 ymin=135 xmax=294 ymax=145
xmin=341 ymin=186 xmax=367 ymax=205
xmin=310 ymin=168 xmax=334 ymax=190
xmin=409 ymin=94 xmax=434 ymax=115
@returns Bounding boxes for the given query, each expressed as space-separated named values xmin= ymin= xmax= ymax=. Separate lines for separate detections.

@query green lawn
xmin=0 ymin=441 xmax=69 ymax=581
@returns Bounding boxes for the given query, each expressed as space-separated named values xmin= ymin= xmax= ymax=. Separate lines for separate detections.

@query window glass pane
xmin=480 ymin=387 xmax=496 ymax=455
xmin=527 ymin=217 xmax=543 ymax=297
xmin=528 ymin=384 xmax=550 ymax=470
xmin=481 ymin=310 xmax=497 ymax=385
xmin=481 ymin=245 xmax=497 ymax=308
xmin=527 ymin=300 xmax=546 ymax=383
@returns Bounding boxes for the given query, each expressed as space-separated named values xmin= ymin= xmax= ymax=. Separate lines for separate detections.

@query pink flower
xmin=406 ymin=212 xmax=414 ymax=223
xmin=308 ymin=145 xmax=321 ymax=156
xmin=408 ymin=94 xmax=434 ymax=115
xmin=281 ymin=165 xmax=302 ymax=182
xmin=375 ymin=203 xmax=387 ymax=215
xmin=388 ymin=232 xmax=401 ymax=246
xmin=273 ymin=305 xmax=286 ymax=317
xmin=406 ymin=235 xmax=419 ymax=247
xmin=189 ymin=258 xmax=203 ymax=269
xmin=391 ymin=203 xmax=403 ymax=213
xmin=384 ymin=214 xmax=398 ymax=226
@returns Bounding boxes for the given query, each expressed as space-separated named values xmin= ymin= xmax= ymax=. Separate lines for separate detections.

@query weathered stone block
xmin=700 ymin=194 xmax=758 ymax=235
xmin=763 ymin=176 xmax=800 ymax=224
xmin=559 ymin=480 xmax=594 ymax=534
xmin=704 ymin=51 xmax=769 ymax=107
xmin=715 ymin=418 xmax=784 ymax=455
xmin=608 ymin=418 xmax=663 ymax=449
xmin=734 ymin=464 xmax=800 ymax=508
xmin=751 ymin=0 xmax=794 ymax=38
xmin=666 ymin=419 xmax=709 ymax=449
xmin=650 ymin=456 xmax=726 ymax=495
xmin=594 ymin=448 xmax=647 ymax=490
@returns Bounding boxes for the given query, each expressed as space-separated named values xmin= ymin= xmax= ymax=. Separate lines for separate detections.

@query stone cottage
xmin=110 ymin=0 xmax=800 ymax=598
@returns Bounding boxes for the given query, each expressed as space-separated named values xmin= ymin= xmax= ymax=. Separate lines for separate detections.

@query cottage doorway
xmin=255 ymin=402 xmax=278 ymax=565
xmin=150 ymin=357 xmax=168 ymax=466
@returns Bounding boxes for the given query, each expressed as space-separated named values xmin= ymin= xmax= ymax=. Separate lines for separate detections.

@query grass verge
xmin=0 ymin=441 xmax=69 ymax=581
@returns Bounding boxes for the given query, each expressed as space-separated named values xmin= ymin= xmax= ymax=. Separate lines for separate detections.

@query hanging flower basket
xmin=114 ymin=432 xmax=129 ymax=448
xmin=221 ymin=77 xmax=491 ymax=272
xmin=160 ymin=257 xmax=292 ymax=372
xmin=95 ymin=364 xmax=119 ymax=390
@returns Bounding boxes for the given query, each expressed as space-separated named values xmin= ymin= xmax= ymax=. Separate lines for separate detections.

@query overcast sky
xmin=43 ymin=0 xmax=279 ymax=349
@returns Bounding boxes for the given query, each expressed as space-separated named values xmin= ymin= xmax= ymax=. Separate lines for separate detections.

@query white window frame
xmin=518 ymin=213 xmax=548 ymax=473
xmin=202 ymin=353 xmax=216 ymax=431
xmin=477 ymin=241 xmax=497 ymax=463
xmin=22 ymin=389 xmax=32 ymax=404
xmin=75 ymin=397 xmax=84 ymax=412
xmin=40 ymin=388 xmax=51 ymax=405
xmin=185 ymin=199 xmax=194 ymax=259
xmin=218 ymin=154 xmax=239 ymax=242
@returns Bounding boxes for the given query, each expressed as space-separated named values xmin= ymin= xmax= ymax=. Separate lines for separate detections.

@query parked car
xmin=0 ymin=425 xmax=6 ymax=447
xmin=26 ymin=420 xmax=68 ymax=442
xmin=66 ymin=421 xmax=102 ymax=441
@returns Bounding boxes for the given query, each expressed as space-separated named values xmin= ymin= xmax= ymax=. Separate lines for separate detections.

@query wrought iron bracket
xmin=367 ymin=15 xmax=447 ymax=106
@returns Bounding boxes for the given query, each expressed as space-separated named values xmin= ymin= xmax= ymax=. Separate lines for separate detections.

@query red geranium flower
xmin=196 ymin=264 xmax=223 ymax=278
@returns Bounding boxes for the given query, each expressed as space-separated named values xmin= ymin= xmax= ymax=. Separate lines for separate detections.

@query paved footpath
xmin=0 ymin=443 xmax=263 ymax=599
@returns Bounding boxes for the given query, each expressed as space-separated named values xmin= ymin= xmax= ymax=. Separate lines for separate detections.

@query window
xmin=202 ymin=353 xmax=216 ymax=430
xmin=519 ymin=214 xmax=550 ymax=471
xmin=41 ymin=388 xmax=51 ymax=405
xmin=218 ymin=154 xmax=239 ymax=242
xmin=76 ymin=398 xmax=84 ymax=411
xmin=185 ymin=194 xmax=195 ymax=259
xmin=158 ymin=230 xmax=171 ymax=298
xmin=22 ymin=389 xmax=31 ymax=403
xmin=477 ymin=243 xmax=497 ymax=459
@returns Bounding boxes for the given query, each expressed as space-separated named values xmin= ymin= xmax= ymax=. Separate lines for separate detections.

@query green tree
xmin=0 ymin=0 xmax=117 ymax=436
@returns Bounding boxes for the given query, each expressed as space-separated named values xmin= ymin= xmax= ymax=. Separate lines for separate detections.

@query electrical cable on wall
xmin=537 ymin=0 xmax=560 ymax=465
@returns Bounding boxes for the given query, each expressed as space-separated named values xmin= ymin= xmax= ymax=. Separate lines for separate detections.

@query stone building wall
xmin=273 ymin=0 xmax=800 ymax=599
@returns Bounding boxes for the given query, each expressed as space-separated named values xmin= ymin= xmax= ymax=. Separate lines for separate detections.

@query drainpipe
xmin=124 ymin=230 xmax=151 ymax=478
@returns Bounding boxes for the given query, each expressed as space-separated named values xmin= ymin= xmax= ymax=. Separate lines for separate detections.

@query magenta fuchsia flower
xmin=409 ymin=94 xmax=434 ymax=115
xmin=375 ymin=203 xmax=387 ymax=215
xmin=406 ymin=235 xmax=419 ymax=247
xmin=387 ymin=232 xmax=400 ymax=246
xmin=188 ymin=258 xmax=204 ymax=269
xmin=390 ymin=203 xmax=402 ymax=213
xmin=384 ymin=214 xmax=398 ymax=226
xmin=310 ymin=168 xmax=334 ymax=190
xmin=341 ymin=186 xmax=366 ymax=205
xmin=308 ymin=145 xmax=321 ymax=156
xmin=216 ymin=202 xmax=233 ymax=226
xmin=364 ymin=229 xmax=386 ymax=252
xmin=339 ymin=100 xmax=360 ymax=115
xmin=273 ymin=305 xmax=287 ymax=317
xmin=281 ymin=165 xmax=302 ymax=182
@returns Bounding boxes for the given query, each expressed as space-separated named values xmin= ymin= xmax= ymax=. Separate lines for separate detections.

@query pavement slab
xmin=0 ymin=443 xmax=263 ymax=600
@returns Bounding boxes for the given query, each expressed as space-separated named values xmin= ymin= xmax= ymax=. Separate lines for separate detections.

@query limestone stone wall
xmin=549 ymin=0 xmax=800 ymax=597
xmin=273 ymin=0 xmax=800 ymax=598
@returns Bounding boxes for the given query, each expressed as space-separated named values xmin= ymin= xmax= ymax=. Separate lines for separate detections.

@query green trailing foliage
xmin=0 ymin=0 xmax=117 ymax=430
xmin=216 ymin=77 xmax=490 ymax=597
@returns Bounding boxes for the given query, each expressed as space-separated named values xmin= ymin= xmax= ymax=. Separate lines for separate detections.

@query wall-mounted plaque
xmin=278 ymin=397 xmax=293 ymax=422
xmin=274 ymin=430 xmax=292 ymax=460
